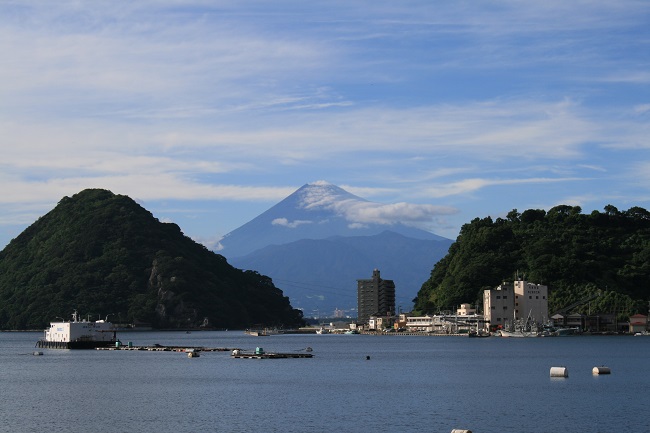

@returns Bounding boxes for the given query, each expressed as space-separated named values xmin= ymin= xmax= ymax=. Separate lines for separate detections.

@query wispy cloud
xmin=423 ymin=177 xmax=587 ymax=199
xmin=272 ymin=218 xmax=313 ymax=229
xmin=296 ymin=182 xmax=457 ymax=228
xmin=0 ymin=1 xmax=649 ymax=247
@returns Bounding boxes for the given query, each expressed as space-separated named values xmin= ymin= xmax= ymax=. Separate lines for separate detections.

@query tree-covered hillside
xmin=414 ymin=205 xmax=650 ymax=318
xmin=0 ymin=189 xmax=304 ymax=330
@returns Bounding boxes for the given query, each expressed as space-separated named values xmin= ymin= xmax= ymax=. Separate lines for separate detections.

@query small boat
xmin=554 ymin=327 xmax=580 ymax=336
xmin=245 ymin=328 xmax=283 ymax=337
xmin=499 ymin=329 xmax=538 ymax=338
xmin=186 ymin=348 xmax=200 ymax=358
xmin=468 ymin=330 xmax=491 ymax=338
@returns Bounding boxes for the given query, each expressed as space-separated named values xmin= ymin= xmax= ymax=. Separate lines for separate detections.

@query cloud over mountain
xmin=272 ymin=218 xmax=313 ymax=229
xmin=219 ymin=181 xmax=452 ymax=258
xmin=294 ymin=180 xmax=455 ymax=228
xmin=222 ymin=181 xmax=454 ymax=316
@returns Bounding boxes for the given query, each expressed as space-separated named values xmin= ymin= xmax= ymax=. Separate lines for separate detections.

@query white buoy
xmin=592 ymin=366 xmax=611 ymax=375
xmin=33 ymin=351 xmax=43 ymax=356
xmin=451 ymin=430 xmax=473 ymax=433
xmin=550 ymin=366 xmax=568 ymax=377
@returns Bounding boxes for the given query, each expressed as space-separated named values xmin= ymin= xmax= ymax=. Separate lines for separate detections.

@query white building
xmin=514 ymin=279 xmax=548 ymax=322
xmin=457 ymin=303 xmax=477 ymax=316
xmin=484 ymin=279 xmax=548 ymax=327
xmin=405 ymin=312 xmax=486 ymax=334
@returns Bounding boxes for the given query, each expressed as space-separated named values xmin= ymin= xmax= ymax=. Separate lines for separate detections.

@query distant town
xmin=317 ymin=268 xmax=650 ymax=337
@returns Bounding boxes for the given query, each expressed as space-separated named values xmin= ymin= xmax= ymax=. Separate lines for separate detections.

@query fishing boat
xmin=554 ymin=327 xmax=580 ymax=336
xmin=245 ymin=328 xmax=283 ymax=337
xmin=468 ymin=317 xmax=490 ymax=337
xmin=499 ymin=328 xmax=538 ymax=338
xmin=36 ymin=310 xmax=119 ymax=349
xmin=500 ymin=311 xmax=540 ymax=338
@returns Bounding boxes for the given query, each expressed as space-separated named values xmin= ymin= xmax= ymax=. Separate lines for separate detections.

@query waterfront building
xmin=357 ymin=269 xmax=395 ymax=324
xmin=368 ymin=315 xmax=393 ymax=331
xmin=404 ymin=313 xmax=486 ymax=334
xmin=393 ymin=313 xmax=408 ymax=330
xmin=555 ymin=312 xmax=621 ymax=333
xmin=457 ymin=303 xmax=477 ymax=316
xmin=483 ymin=279 xmax=548 ymax=327
xmin=483 ymin=282 xmax=514 ymax=327
xmin=629 ymin=314 xmax=648 ymax=334
xmin=406 ymin=315 xmax=441 ymax=332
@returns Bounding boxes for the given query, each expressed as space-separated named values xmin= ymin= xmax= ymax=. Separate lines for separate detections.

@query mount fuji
xmin=220 ymin=181 xmax=453 ymax=318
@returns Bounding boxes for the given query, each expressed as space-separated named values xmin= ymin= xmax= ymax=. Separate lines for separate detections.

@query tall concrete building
xmin=357 ymin=269 xmax=395 ymax=324
xmin=483 ymin=279 xmax=548 ymax=327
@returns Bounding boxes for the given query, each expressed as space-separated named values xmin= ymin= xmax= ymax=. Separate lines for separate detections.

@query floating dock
xmin=231 ymin=348 xmax=313 ymax=359
xmin=96 ymin=344 xmax=235 ymax=352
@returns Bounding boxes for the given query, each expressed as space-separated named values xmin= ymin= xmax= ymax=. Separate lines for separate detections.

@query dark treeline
xmin=0 ymin=189 xmax=304 ymax=330
xmin=414 ymin=205 xmax=650 ymax=319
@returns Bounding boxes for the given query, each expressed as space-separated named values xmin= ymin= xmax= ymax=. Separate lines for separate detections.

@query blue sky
xmin=1 ymin=1 xmax=649 ymax=251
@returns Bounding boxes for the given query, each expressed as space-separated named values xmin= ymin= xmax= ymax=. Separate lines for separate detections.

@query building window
xmin=503 ymin=296 xmax=507 ymax=299
xmin=496 ymin=296 xmax=501 ymax=299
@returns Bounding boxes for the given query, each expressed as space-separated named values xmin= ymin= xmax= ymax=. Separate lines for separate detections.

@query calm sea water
xmin=1 ymin=331 xmax=648 ymax=433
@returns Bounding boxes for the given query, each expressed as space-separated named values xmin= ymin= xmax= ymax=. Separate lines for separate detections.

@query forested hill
xmin=0 ymin=189 xmax=303 ymax=330
xmin=413 ymin=205 xmax=650 ymax=317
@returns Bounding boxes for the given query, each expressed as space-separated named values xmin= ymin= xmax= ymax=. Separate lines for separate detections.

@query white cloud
xmin=423 ymin=177 xmax=586 ymax=199
xmin=272 ymin=218 xmax=313 ymax=229
xmin=634 ymin=104 xmax=650 ymax=115
xmin=0 ymin=174 xmax=296 ymax=205
xmin=296 ymin=182 xmax=457 ymax=227
xmin=345 ymin=202 xmax=457 ymax=226
xmin=0 ymin=0 xmax=649 ymax=249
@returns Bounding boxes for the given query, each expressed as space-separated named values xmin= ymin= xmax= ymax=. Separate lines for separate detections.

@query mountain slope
xmin=0 ymin=189 xmax=303 ymax=330
xmin=230 ymin=230 xmax=452 ymax=316
xmin=219 ymin=181 xmax=447 ymax=258
xmin=413 ymin=205 xmax=650 ymax=317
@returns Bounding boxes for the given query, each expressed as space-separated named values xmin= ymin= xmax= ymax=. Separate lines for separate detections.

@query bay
xmin=1 ymin=331 xmax=648 ymax=432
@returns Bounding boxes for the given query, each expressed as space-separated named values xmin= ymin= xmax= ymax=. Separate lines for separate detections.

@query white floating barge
xmin=36 ymin=311 xmax=119 ymax=349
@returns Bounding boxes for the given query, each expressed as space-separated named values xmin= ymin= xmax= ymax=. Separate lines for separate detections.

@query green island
xmin=414 ymin=205 xmax=650 ymax=321
xmin=0 ymin=189 xmax=303 ymax=330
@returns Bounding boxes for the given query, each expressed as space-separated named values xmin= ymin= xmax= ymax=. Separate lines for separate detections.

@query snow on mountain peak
xmin=298 ymin=182 xmax=363 ymax=212
xmin=296 ymin=181 xmax=456 ymax=228
xmin=219 ymin=181 xmax=453 ymax=257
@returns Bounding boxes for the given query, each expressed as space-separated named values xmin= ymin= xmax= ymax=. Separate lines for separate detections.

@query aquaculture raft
xmin=95 ymin=345 xmax=234 ymax=352
xmin=231 ymin=348 xmax=313 ymax=359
